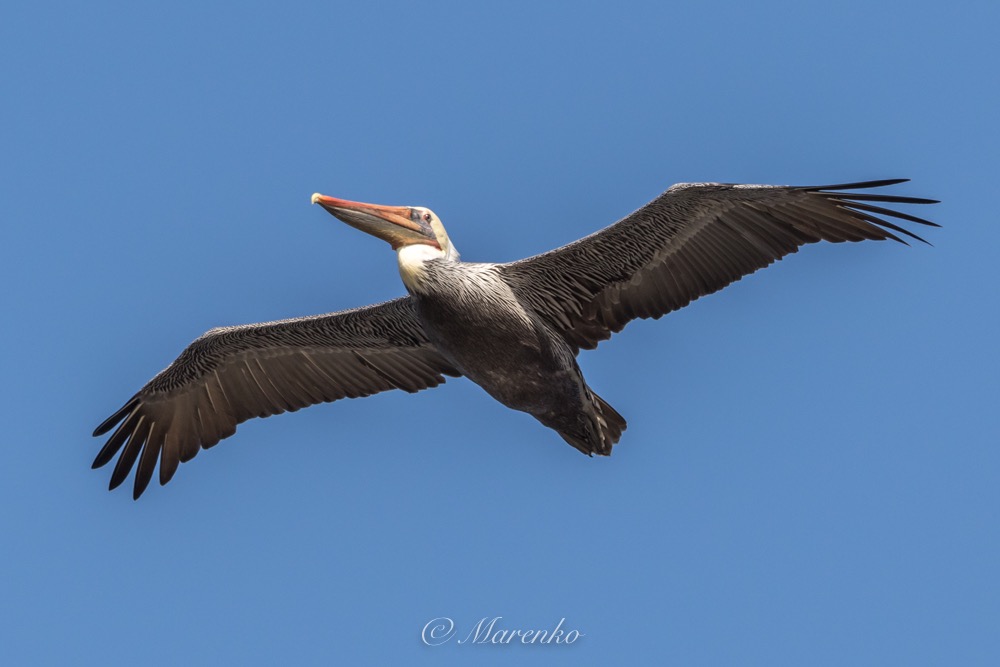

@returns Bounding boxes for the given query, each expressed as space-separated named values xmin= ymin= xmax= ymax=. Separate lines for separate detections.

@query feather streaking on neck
xmin=397 ymin=244 xmax=447 ymax=292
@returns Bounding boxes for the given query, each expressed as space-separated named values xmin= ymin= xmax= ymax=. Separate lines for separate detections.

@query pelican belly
xmin=405 ymin=259 xmax=623 ymax=454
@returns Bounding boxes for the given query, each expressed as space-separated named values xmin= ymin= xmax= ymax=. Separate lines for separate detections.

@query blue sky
xmin=3 ymin=1 xmax=997 ymax=665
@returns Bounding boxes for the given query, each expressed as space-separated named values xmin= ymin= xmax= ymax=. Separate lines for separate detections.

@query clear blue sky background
xmin=2 ymin=1 xmax=997 ymax=665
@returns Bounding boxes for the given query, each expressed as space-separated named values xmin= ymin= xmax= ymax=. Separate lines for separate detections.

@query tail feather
xmin=556 ymin=390 xmax=627 ymax=456
xmin=543 ymin=385 xmax=628 ymax=457
xmin=592 ymin=391 xmax=627 ymax=455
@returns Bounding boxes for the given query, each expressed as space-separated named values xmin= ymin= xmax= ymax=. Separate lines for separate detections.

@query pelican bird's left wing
xmin=92 ymin=297 xmax=461 ymax=498
xmin=500 ymin=179 xmax=938 ymax=352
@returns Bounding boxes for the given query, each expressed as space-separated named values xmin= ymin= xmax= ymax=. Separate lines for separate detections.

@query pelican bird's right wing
xmin=92 ymin=297 xmax=461 ymax=498
xmin=501 ymin=179 xmax=938 ymax=352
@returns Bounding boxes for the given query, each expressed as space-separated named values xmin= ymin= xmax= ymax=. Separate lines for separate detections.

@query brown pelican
xmin=93 ymin=179 xmax=937 ymax=498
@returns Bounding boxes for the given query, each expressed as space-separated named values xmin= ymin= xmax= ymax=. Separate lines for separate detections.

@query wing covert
xmin=500 ymin=179 xmax=938 ymax=352
xmin=92 ymin=297 xmax=460 ymax=498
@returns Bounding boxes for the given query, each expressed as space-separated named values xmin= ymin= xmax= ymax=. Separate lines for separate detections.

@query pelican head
xmin=312 ymin=193 xmax=457 ymax=260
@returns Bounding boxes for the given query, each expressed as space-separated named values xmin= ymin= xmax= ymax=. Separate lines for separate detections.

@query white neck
xmin=397 ymin=244 xmax=447 ymax=292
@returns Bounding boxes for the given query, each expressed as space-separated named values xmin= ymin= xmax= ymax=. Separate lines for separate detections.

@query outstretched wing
xmin=500 ymin=179 xmax=938 ymax=352
xmin=93 ymin=297 xmax=460 ymax=498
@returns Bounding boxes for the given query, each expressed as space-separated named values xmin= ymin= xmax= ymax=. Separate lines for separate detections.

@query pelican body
xmin=93 ymin=179 xmax=937 ymax=498
xmin=400 ymin=249 xmax=623 ymax=454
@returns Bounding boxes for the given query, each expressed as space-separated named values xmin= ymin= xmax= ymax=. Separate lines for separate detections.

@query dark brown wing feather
xmin=500 ymin=179 xmax=938 ymax=352
xmin=93 ymin=297 xmax=461 ymax=499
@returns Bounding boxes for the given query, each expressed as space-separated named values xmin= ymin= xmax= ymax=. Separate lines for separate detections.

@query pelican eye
xmin=422 ymin=212 xmax=432 ymax=222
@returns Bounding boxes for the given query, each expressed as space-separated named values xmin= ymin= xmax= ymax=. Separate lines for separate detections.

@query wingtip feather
xmin=801 ymin=178 xmax=910 ymax=191
xmin=93 ymin=396 xmax=139 ymax=436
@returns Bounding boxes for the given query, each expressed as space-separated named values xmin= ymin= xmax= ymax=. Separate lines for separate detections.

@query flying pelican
xmin=93 ymin=179 xmax=937 ymax=498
